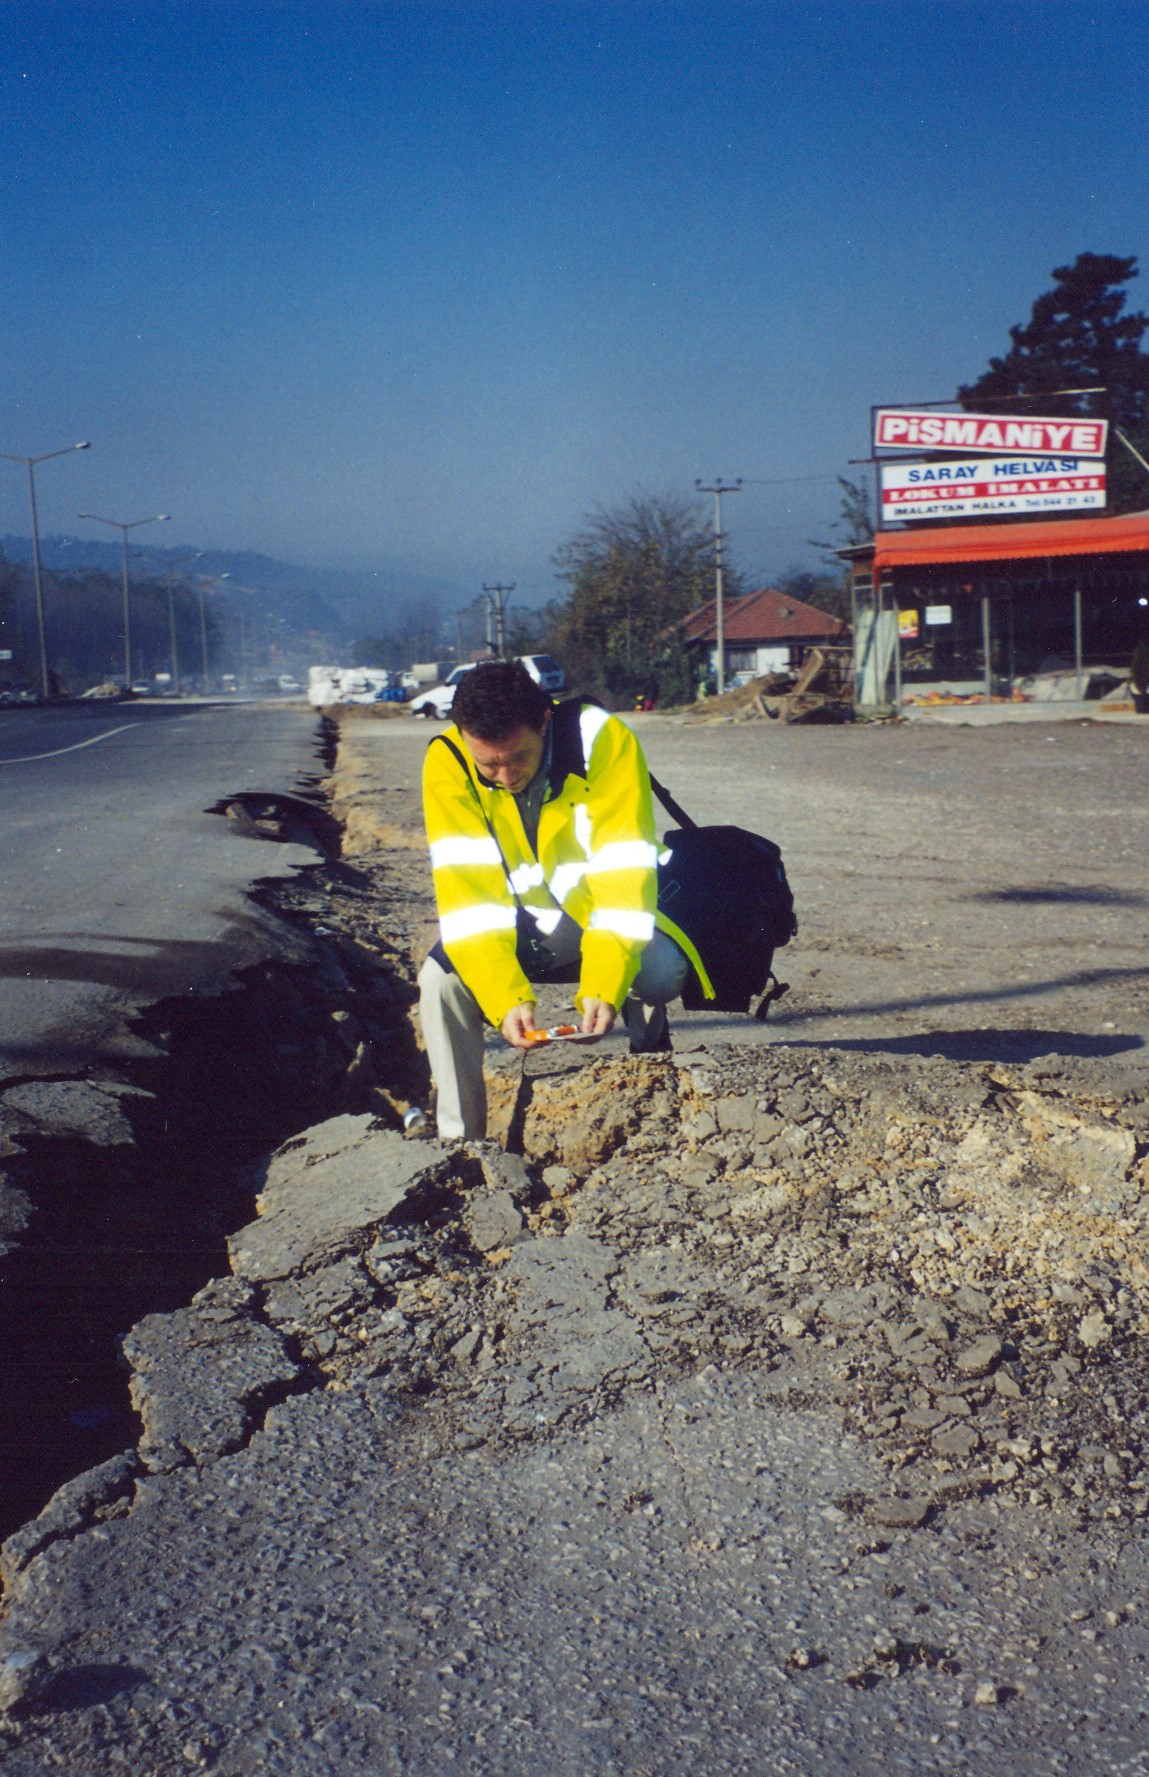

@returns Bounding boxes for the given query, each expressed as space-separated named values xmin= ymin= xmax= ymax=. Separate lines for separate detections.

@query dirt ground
xmin=333 ymin=707 xmax=1149 ymax=1074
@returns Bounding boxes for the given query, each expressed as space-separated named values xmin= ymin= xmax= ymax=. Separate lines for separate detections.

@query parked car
xmin=518 ymin=653 xmax=566 ymax=693
xmin=410 ymin=662 xmax=476 ymax=719
xmin=410 ymin=655 xmax=566 ymax=718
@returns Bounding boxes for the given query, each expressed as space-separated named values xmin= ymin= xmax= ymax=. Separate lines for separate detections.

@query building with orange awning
xmin=843 ymin=509 xmax=1149 ymax=706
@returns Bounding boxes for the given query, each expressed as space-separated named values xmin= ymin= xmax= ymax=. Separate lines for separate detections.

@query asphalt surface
xmin=4 ymin=1115 xmax=1149 ymax=1777
xmin=1 ymin=707 xmax=1148 ymax=1776
xmin=0 ymin=701 xmax=323 ymax=1081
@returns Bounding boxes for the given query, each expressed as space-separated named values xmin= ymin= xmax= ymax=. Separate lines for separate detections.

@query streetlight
xmin=0 ymin=440 xmax=91 ymax=700
xmin=77 ymin=510 xmax=170 ymax=689
xmin=140 ymin=549 xmax=204 ymax=697
xmin=197 ymin=572 xmax=229 ymax=693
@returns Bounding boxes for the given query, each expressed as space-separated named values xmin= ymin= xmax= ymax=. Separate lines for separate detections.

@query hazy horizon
xmin=4 ymin=1 xmax=1148 ymax=607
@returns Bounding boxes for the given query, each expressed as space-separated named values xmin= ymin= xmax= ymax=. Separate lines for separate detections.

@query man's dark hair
xmin=452 ymin=659 xmax=551 ymax=740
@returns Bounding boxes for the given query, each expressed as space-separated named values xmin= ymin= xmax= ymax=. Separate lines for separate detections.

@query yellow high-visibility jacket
xmin=423 ymin=702 xmax=663 ymax=1028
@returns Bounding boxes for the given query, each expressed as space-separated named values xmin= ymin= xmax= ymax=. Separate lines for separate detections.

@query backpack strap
xmin=546 ymin=697 xmax=698 ymax=831
xmin=547 ymin=697 xmax=590 ymax=793
xmin=647 ymin=773 xmax=696 ymax=831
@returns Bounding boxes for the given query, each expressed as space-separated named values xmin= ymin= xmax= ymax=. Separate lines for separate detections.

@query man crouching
xmin=418 ymin=658 xmax=688 ymax=1140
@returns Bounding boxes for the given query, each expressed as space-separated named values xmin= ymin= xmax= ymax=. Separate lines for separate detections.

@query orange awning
xmin=873 ymin=509 xmax=1149 ymax=570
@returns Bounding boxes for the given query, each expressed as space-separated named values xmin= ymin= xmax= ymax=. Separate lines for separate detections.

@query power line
xmin=738 ymin=473 xmax=842 ymax=487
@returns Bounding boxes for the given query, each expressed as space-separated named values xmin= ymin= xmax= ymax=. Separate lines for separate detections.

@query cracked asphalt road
xmin=0 ymin=701 xmax=322 ymax=1082
xmin=2 ymin=709 xmax=1149 ymax=1775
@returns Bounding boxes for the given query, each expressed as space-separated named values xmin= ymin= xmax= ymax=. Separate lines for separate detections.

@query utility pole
xmin=695 ymin=478 xmax=741 ymax=696
xmin=481 ymin=582 xmax=515 ymax=658
xmin=197 ymin=571 xmax=229 ymax=694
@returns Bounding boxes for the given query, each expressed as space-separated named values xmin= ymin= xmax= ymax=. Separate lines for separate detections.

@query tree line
xmin=0 ymin=556 xmax=220 ymax=691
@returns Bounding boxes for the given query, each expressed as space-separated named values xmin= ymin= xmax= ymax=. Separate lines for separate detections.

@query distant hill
xmin=0 ymin=535 xmax=461 ymax=641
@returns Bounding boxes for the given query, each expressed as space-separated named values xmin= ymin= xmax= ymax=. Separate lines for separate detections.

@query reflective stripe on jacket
xmin=423 ymin=703 xmax=660 ymax=1027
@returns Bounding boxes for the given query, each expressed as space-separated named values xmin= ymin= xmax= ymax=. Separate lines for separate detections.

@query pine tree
xmin=959 ymin=253 xmax=1149 ymax=512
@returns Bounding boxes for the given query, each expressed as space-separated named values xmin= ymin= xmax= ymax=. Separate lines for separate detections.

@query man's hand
xmin=579 ymin=998 xmax=616 ymax=1039
xmin=501 ymin=1003 xmax=540 ymax=1050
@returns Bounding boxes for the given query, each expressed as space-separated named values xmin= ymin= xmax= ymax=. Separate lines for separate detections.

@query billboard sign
xmin=881 ymin=455 xmax=1106 ymax=521
xmin=874 ymin=408 xmax=1108 ymax=457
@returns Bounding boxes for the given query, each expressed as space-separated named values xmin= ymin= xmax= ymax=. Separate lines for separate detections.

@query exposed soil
xmin=305 ymin=709 xmax=1149 ymax=1522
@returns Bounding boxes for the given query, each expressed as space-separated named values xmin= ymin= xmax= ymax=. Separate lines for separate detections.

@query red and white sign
xmin=881 ymin=455 xmax=1106 ymax=521
xmin=874 ymin=408 xmax=1108 ymax=457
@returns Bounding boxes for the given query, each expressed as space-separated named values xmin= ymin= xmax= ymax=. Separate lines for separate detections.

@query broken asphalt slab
xmin=4 ymin=1088 xmax=1149 ymax=1774
xmin=226 ymin=1114 xmax=454 ymax=1283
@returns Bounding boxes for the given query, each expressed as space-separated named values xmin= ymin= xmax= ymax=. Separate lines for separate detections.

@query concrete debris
xmin=110 ymin=1038 xmax=1134 ymax=1531
xmin=9 ymin=700 xmax=1149 ymax=1775
xmin=955 ymin=1333 xmax=1004 ymax=1376
xmin=1077 ymin=1310 xmax=1111 ymax=1350
xmin=868 ymin=1495 xmax=931 ymax=1529
xmin=0 ymin=907 xmax=1145 ymax=1761
xmin=464 ymin=1188 xmax=523 ymax=1253
xmin=0 ymin=1450 xmax=140 ymax=1585
xmin=0 ymin=1649 xmax=47 ymax=1713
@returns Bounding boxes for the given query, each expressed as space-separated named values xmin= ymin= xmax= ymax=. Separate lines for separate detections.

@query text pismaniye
xmin=874 ymin=410 xmax=1108 ymax=457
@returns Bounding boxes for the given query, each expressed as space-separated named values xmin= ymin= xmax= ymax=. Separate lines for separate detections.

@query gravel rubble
xmin=2 ymin=713 xmax=1148 ymax=1774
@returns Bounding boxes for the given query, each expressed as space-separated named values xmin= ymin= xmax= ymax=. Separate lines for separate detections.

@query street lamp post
xmin=78 ymin=510 xmax=170 ymax=688
xmin=140 ymin=550 xmax=204 ymax=697
xmin=481 ymin=582 xmax=515 ymax=657
xmin=0 ymin=441 xmax=91 ymax=700
xmin=197 ymin=572 xmax=229 ymax=693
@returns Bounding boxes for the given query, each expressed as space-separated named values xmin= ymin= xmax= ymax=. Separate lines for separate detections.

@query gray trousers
xmin=418 ymin=914 xmax=689 ymax=1141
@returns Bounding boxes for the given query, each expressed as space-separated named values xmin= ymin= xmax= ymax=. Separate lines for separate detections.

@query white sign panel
xmin=881 ymin=455 xmax=1106 ymax=521
xmin=874 ymin=408 xmax=1108 ymax=457
xmin=925 ymin=605 xmax=952 ymax=626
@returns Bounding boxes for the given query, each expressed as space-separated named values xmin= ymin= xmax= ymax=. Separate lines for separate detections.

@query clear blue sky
xmin=3 ymin=0 xmax=1148 ymax=610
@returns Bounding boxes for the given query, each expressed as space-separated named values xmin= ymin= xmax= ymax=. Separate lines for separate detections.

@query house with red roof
xmin=679 ymin=587 xmax=847 ymax=681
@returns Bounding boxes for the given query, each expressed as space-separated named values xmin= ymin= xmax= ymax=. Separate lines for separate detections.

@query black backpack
xmin=654 ymin=817 xmax=797 ymax=1015
xmin=556 ymin=699 xmax=798 ymax=1019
